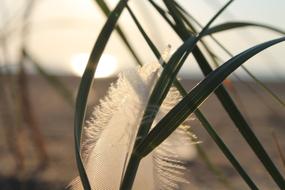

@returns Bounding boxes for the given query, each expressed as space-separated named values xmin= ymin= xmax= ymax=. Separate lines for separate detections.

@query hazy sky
xmin=1 ymin=0 xmax=285 ymax=80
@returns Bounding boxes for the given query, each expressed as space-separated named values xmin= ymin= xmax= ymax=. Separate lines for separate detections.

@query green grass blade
xmin=191 ymin=109 xmax=258 ymax=189
xmin=149 ymin=0 xmax=176 ymax=28
xmin=174 ymin=3 xmax=285 ymax=106
xmin=159 ymin=2 xmax=285 ymax=188
xmin=175 ymin=1 xmax=285 ymax=36
xmin=210 ymin=35 xmax=285 ymax=106
xmin=94 ymin=0 xmax=143 ymax=66
xmin=121 ymin=2 xmax=234 ymax=189
xmin=137 ymin=0 xmax=233 ymax=149
xmin=210 ymin=39 xmax=285 ymax=106
xmin=74 ymin=1 xmax=129 ymax=189
xmin=196 ymin=0 xmax=234 ymax=36
xmin=175 ymin=79 xmax=256 ymax=189
xmin=137 ymin=37 xmax=285 ymax=154
xmin=176 ymin=8 xmax=276 ymax=113
xmin=192 ymin=38 xmax=285 ymax=189
xmin=126 ymin=6 xmax=239 ymax=189
xmin=163 ymin=0 xmax=232 ymax=38
xmin=202 ymin=22 xmax=285 ymax=107
xmin=136 ymin=36 xmax=285 ymax=189
xmin=204 ymin=22 xmax=285 ymax=36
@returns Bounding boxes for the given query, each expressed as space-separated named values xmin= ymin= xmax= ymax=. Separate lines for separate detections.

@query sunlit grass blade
xmin=168 ymin=0 xmax=285 ymax=109
xmin=120 ymin=2 xmax=234 ymax=189
xmin=202 ymin=24 xmax=285 ymax=107
xmin=139 ymin=39 xmax=285 ymax=154
xmin=136 ymin=36 xmax=285 ymax=189
xmin=126 ymin=6 xmax=236 ymax=189
xmin=174 ymin=1 xmax=285 ymax=36
xmin=138 ymin=0 xmax=233 ymax=153
xmin=176 ymin=8 xmax=283 ymax=111
xmin=94 ymin=0 xmax=143 ymax=66
xmin=177 ymin=81 xmax=253 ymax=190
xmin=204 ymin=22 xmax=285 ymax=36
xmin=188 ymin=109 xmax=258 ymax=189
xmin=149 ymin=0 xmax=176 ymax=28
xmin=74 ymin=1 xmax=129 ymax=189
xmin=203 ymin=25 xmax=285 ymax=107
xmin=159 ymin=1 xmax=285 ymax=188
xmin=173 ymin=2 xmax=285 ymax=106
xmin=193 ymin=41 xmax=285 ymax=189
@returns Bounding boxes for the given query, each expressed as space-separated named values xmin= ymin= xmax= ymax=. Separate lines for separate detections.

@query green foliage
xmin=74 ymin=1 xmax=129 ymax=189
xmin=73 ymin=0 xmax=285 ymax=189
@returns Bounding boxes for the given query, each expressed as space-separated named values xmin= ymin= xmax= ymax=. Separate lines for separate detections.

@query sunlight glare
xmin=70 ymin=53 xmax=118 ymax=78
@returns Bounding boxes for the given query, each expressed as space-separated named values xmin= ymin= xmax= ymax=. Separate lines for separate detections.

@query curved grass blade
xmin=159 ymin=1 xmax=285 ymax=188
xmin=212 ymin=42 xmax=285 ymax=106
xmin=136 ymin=36 xmax=285 ymax=189
xmin=121 ymin=2 xmax=234 ymax=189
xmin=174 ymin=1 xmax=285 ymax=36
xmin=178 ymin=12 xmax=253 ymax=120
xmin=202 ymin=24 xmax=285 ymax=107
xmin=203 ymin=25 xmax=285 ymax=107
xmin=138 ymin=0 xmax=233 ymax=153
xmin=126 ymin=6 xmax=238 ymax=189
xmin=204 ymin=22 xmax=285 ymax=36
xmin=174 ymin=3 xmax=285 ymax=106
xmin=74 ymin=1 xmax=129 ymax=189
xmin=148 ymin=0 xmax=176 ymax=29
xmin=137 ymin=39 xmax=285 ymax=151
xmin=94 ymin=0 xmax=143 ymax=66
xmin=188 ymin=108 xmax=258 ymax=189
xmin=172 ymin=9 xmax=268 ymax=120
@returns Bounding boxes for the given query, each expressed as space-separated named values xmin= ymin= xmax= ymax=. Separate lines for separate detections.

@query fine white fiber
xmin=67 ymin=61 xmax=197 ymax=190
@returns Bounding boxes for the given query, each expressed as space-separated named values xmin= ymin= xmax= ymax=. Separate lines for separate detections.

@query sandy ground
xmin=0 ymin=75 xmax=284 ymax=190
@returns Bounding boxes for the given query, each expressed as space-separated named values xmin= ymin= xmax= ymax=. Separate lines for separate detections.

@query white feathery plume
xmin=67 ymin=53 xmax=197 ymax=190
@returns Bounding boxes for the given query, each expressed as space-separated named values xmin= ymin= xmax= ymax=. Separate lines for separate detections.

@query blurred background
xmin=0 ymin=0 xmax=284 ymax=189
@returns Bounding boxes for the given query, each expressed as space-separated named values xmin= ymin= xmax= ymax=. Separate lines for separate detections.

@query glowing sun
xmin=70 ymin=53 xmax=118 ymax=78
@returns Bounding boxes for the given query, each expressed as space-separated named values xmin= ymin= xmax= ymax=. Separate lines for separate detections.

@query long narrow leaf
xmin=204 ymin=22 xmax=285 ymax=36
xmin=94 ymin=0 xmax=143 ymax=66
xmin=174 ymin=3 xmax=285 ymax=106
xmin=136 ymin=36 xmax=285 ymax=189
xmin=74 ymin=1 xmax=129 ymax=189
xmin=120 ymin=2 xmax=234 ymax=189
xmin=137 ymin=36 xmax=285 ymax=157
xmin=174 ymin=0 xmax=285 ymax=37
xmin=161 ymin=1 xmax=285 ymax=188
xmin=137 ymin=0 xmax=233 ymax=151
xmin=126 ymin=6 xmax=244 ymax=189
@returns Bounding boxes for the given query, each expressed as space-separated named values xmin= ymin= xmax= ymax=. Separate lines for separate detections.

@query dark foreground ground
xmin=0 ymin=75 xmax=284 ymax=190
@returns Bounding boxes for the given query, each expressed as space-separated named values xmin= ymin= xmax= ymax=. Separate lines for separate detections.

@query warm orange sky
xmin=1 ymin=0 xmax=285 ymax=80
